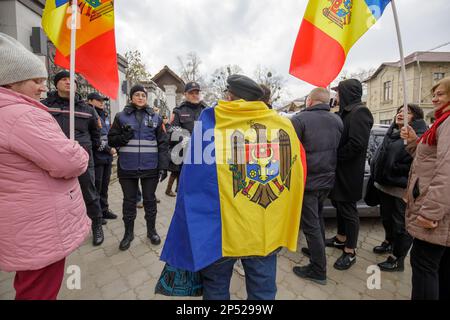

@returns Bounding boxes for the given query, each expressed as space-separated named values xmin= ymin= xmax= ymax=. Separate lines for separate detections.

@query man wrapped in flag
xmin=160 ymin=75 xmax=307 ymax=300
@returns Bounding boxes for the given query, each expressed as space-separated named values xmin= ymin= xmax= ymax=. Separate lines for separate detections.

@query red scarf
xmin=418 ymin=102 xmax=450 ymax=146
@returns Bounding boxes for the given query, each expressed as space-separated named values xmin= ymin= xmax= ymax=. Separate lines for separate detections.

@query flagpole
xmin=391 ymin=0 xmax=408 ymax=140
xmin=69 ymin=0 xmax=78 ymax=141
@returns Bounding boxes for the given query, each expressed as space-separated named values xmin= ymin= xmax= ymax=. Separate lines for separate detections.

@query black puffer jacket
xmin=42 ymin=91 xmax=101 ymax=151
xmin=371 ymin=119 xmax=427 ymax=188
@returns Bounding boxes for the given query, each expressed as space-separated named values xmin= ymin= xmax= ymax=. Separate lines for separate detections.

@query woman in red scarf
xmin=401 ymin=77 xmax=450 ymax=300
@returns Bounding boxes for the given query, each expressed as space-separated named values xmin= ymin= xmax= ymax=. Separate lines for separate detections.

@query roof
xmin=152 ymin=66 xmax=185 ymax=87
xmin=365 ymin=51 xmax=450 ymax=82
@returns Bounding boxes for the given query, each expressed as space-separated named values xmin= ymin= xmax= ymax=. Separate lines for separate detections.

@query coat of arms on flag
xmin=229 ymin=123 xmax=297 ymax=209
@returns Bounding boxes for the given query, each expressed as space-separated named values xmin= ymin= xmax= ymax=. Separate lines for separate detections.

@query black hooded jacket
xmin=371 ymin=119 xmax=427 ymax=188
xmin=330 ymin=79 xmax=374 ymax=202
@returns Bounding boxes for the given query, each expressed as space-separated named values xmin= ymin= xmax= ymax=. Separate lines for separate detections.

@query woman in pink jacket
xmin=0 ymin=33 xmax=91 ymax=300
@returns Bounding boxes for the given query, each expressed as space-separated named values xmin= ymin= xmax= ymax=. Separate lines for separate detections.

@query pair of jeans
xmin=334 ymin=201 xmax=359 ymax=249
xmin=94 ymin=162 xmax=112 ymax=214
xmin=301 ymin=190 xmax=329 ymax=276
xmin=119 ymin=177 xmax=159 ymax=225
xmin=410 ymin=238 xmax=450 ymax=300
xmin=378 ymin=191 xmax=412 ymax=258
xmin=200 ymin=255 xmax=277 ymax=300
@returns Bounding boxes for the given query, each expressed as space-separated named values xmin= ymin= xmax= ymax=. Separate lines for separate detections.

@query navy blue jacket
xmin=108 ymin=105 xmax=169 ymax=178
xmin=92 ymin=106 xmax=113 ymax=165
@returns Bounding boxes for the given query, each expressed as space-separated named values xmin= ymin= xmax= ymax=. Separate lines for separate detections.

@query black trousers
xmin=119 ymin=177 xmax=159 ymax=227
xmin=78 ymin=164 xmax=103 ymax=221
xmin=379 ymin=191 xmax=412 ymax=258
xmin=301 ymin=190 xmax=329 ymax=276
xmin=334 ymin=201 xmax=359 ymax=249
xmin=411 ymin=239 xmax=450 ymax=300
xmin=94 ymin=162 xmax=112 ymax=214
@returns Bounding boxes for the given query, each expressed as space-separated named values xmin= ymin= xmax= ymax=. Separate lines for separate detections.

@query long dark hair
xmin=395 ymin=104 xmax=424 ymax=122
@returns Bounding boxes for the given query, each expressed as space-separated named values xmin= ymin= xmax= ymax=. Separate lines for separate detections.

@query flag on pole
xmin=160 ymin=101 xmax=307 ymax=272
xmin=290 ymin=0 xmax=391 ymax=87
xmin=42 ymin=0 xmax=119 ymax=99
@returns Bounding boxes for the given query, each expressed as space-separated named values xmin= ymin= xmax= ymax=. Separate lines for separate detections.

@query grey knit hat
xmin=0 ymin=32 xmax=48 ymax=86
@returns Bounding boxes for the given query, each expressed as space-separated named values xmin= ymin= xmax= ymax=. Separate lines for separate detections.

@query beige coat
xmin=405 ymin=117 xmax=450 ymax=247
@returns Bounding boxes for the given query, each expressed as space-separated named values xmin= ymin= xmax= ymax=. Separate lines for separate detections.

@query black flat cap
xmin=87 ymin=92 xmax=107 ymax=101
xmin=226 ymin=74 xmax=264 ymax=101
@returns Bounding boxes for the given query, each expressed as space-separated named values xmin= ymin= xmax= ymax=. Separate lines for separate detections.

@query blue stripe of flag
xmin=365 ymin=0 xmax=391 ymax=19
xmin=55 ymin=0 xmax=70 ymax=8
xmin=160 ymin=107 xmax=222 ymax=272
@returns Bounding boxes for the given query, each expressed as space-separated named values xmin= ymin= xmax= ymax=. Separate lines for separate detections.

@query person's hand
xmin=415 ymin=215 xmax=438 ymax=229
xmin=121 ymin=125 xmax=134 ymax=143
xmin=110 ymin=148 xmax=117 ymax=155
xmin=159 ymin=170 xmax=168 ymax=182
xmin=400 ymin=125 xmax=418 ymax=144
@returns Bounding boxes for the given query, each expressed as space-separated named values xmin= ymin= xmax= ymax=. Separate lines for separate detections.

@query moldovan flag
xmin=42 ymin=0 xmax=118 ymax=99
xmin=161 ymin=101 xmax=307 ymax=272
xmin=290 ymin=0 xmax=391 ymax=87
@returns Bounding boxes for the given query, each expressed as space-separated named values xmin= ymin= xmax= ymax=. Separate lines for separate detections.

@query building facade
xmin=365 ymin=51 xmax=450 ymax=124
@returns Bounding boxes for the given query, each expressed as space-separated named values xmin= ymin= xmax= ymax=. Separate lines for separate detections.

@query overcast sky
xmin=115 ymin=0 xmax=450 ymax=105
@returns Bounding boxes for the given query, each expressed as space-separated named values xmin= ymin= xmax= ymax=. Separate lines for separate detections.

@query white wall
xmin=0 ymin=1 xmax=18 ymax=38
xmin=110 ymin=69 xmax=128 ymax=120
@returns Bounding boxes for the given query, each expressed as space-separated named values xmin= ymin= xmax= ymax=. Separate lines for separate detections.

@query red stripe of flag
xmin=289 ymin=19 xmax=346 ymax=87
xmin=55 ymin=29 xmax=119 ymax=99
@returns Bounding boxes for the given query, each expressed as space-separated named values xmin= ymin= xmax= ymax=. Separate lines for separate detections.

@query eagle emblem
xmin=228 ymin=123 xmax=297 ymax=209
xmin=323 ymin=0 xmax=353 ymax=29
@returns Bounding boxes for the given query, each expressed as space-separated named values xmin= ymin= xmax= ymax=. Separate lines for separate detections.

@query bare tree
xmin=177 ymin=52 xmax=204 ymax=83
xmin=125 ymin=50 xmax=152 ymax=86
xmin=332 ymin=67 xmax=376 ymax=85
xmin=204 ymin=64 xmax=243 ymax=104
xmin=254 ymin=65 xmax=285 ymax=103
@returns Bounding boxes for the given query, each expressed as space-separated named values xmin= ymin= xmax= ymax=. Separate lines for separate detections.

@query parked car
xmin=323 ymin=124 xmax=390 ymax=217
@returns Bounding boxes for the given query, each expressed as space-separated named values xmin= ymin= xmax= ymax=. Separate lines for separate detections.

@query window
xmin=383 ymin=81 xmax=392 ymax=101
xmin=433 ymin=72 xmax=445 ymax=82
xmin=380 ymin=119 xmax=392 ymax=125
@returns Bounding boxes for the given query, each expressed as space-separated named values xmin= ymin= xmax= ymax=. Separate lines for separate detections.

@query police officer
xmin=108 ymin=84 xmax=169 ymax=251
xmin=42 ymin=71 xmax=104 ymax=246
xmin=165 ymin=81 xmax=207 ymax=197
xmin=87 ymin=92 xmax=118 ymax=222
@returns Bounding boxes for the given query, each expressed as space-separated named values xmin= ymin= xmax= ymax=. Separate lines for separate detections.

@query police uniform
xmin=42 ymin=90 xmax=104 ymax=245
xmin=88 ymin=93 xmax=117 ymax=221
xmin=165 ymin=82 xmax=207 ymax=196
xmin=108 ymin=102 xmax=169 ymax=250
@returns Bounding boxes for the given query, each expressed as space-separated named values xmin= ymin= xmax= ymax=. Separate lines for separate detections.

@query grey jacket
xmin=291 ymin=103 xmax=343 ymax=191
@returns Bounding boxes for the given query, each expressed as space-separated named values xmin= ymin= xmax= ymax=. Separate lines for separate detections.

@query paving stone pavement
xmin=0 ymin=179 xmax=412 ymax=300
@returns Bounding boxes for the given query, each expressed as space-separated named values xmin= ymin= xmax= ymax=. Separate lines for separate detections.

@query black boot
xmin=119 ymin=221 xmax=134 ymax=251
xmin=378 ymin=256 xmax=405 ymax=272
xmin=92 ymin=218 xmax=104 ymax=246
xmin=165 ymin=175 xmax=176 ymax=197
xmin=146 ymin=219 xmax=161 ymax=245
